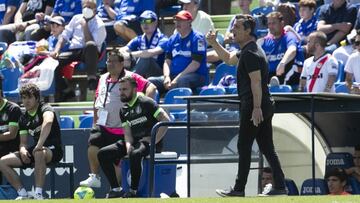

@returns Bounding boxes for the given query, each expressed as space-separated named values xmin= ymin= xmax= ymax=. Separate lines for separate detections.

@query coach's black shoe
xmin=216 ymin=187 xmax=245 ymax=197
xmin=106 ymin=189 xmax=125 ymax=198
xmin=122 ymin=191 xmax=138 ymax=198
xmin=259 ymin=184 xmax=287 ymax=196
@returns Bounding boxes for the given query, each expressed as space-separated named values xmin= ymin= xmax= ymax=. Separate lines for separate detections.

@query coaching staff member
xmin=206 ymin=14 xmax=287 ymax=197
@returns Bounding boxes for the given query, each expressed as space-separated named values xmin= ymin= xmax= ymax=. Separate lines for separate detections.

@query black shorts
xmin=18 ymin=144 xmax=63 ymax=168
xmin=0 ymin=138 xmax=19 ymax=157
xmin=88 ymin=126 xmax=124 ymax=149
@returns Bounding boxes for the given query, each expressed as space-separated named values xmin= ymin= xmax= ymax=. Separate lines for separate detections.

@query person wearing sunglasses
xmin=345 ymin=30 xmax=360 ymax=94
xmin=119 ymin=10 xmax=168 ymax=79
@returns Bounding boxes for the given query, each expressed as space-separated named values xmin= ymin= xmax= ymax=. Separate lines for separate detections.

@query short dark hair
xmin=119 ymin=76 xmax=137 ymax=88
xmin=107 ymin=48 xmax=124 ymax=62
xmin=267 ymin=11 xmax=283 ymax=22
xmin=325 ymin=168 xmax=347 ymax=183
xmin=19 ymin=83 xmax=40 ymax=101
xmin=355 ymin=145 xmax=360 ymax=151
xmin=235 ymin=14 xmax=256 ymax=36
xmin=299 ymin=0 xmax=317 ymax=10
xmin=310 ymin=31 xmax=327 ymax=48
xmin=263 ymin=167 xmax=272 ymax=174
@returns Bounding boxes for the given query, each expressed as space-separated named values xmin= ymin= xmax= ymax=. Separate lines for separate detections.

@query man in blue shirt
xmin=149 ymin=10 xmax=208 ymax=94
xmin=113 ymin=0 xmax=155 ymax=43
xmin=120 ymin=10 xmax=168 ymax=78
xmin=0 ymin=0 xmax=20 ymax=25
xmin=317 ymin=0 xmax=357 ymax=51
xmin=259 ymin=11 xmax=299 ymax=85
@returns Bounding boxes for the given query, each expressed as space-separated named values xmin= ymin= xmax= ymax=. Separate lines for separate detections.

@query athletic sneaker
xmin=79 ymin=173 xmax=101 ymax=188
xmin=106 ymin=190 xmax=125 ymax=198
xmin=15 ymin=195 xmax=30 ymax=200
xmin=33 ymin=193 xmax=44 ymax=200
xmin=269 ymin=76 xmax=280 ymax=87
xmin=122 ymin=191 xmax=138 ymax=198
xmin=259 ymin=184 xmax=287 ymax=196
xmin=215 ymin=187 xmax=245 ymax=197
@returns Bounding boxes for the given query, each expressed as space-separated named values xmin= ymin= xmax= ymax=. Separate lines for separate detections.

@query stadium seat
xmin=335 ymin=83 xmax=349 ymax=93
xmin=269 ymin=85 xmax=293 ymax=93
xmin=60 ymin=116 xmax=75 ymax=129
xmin=164 ymin=88 xmax=192 ymax=120
xmin=285 ymin=178 xmax=299 ymax=195
xmin=336 ymin=60 xmax=345 ymax=83
xmin=325 ymin=152 xmax=354 ymax=174
xmin=211 ymin=63 xmax=237 ymax=86
xmin=154 ymin=89 xmax=160 ymax=104
xmin=79 ymin=116 xmax=93 ymax=128
xmin=300 ymin=178 xmax=329 ymax=195
xmin=79 ymin=114 xmax=93 ymax=122
xmin=232 ymin=88 xmax=238 ymax=94
xmin=199 ymin=87 xmax=226 ymax=96
xmin=347 ymin=176 xmax=360 ymax=194
xmin=1 ymin=67 xmax=22 ymax=92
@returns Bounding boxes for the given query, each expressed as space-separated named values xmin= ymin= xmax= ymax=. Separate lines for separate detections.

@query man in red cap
xmin=148 ymin=10 xmax=208 ymax=94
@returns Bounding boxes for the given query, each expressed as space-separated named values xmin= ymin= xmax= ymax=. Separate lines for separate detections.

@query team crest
xmin=197 ymin=39 xmax=205 ymax=51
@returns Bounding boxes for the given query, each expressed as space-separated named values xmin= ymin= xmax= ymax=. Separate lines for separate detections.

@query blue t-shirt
xmin=115 ymin=0 xmax=155 ymax=21
xmin=318 ymin=2 xmax=357 ymax=42
xmin=127 ymin=29 xmax=168 ymax=67
xmin=53 ymin=0 xmax=82 ymax=23
xmin=293 ymin=15 xmax=318 ymax=45
xmin=48 ymin=35 xmax=69 ymax=52
xmin=97 ymin=3 xmax=115 ymax=21
xmin=166 ymin=30 xmax=207 ymax=77
xmin=0 ymin=0 xmax=20 ymax=24
xmin=261 ymin=31 xmax=298 ymax=73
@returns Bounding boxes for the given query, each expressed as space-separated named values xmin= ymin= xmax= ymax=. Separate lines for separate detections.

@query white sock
xmin=35 ymin=187 xmax=42 ymax=195
xmin=17 ymin=188 xmax=27 ymax=196
xmin=111 ymin=187 xmax=122 ymax=192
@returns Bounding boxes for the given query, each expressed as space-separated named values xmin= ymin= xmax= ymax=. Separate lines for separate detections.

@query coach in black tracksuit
xmin=206 ymin=14 xmax=286 ymax=196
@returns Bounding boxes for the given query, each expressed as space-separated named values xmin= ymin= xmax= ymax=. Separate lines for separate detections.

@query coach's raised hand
xmin=206 ymin=30 xmax=219 ymax=47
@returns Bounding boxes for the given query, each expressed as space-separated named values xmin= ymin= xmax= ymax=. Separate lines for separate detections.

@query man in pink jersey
xmin=79 ymin=49 xmax=157 ymax=198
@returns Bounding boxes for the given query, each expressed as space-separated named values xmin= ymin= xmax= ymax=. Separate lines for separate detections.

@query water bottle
xmin=75 ymin=83 xmax=81 ymax=102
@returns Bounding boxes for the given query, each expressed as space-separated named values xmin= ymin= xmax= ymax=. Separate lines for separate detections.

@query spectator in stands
xmin=289 ymin=0 xmax=318 ymax=45
xmin=345 ymin=30 xmax=360 ymax=93
xmin=50 ymin=0 xmax=106 ymax=101
xmin=299 ymin=31 xmax=338 ymax=93
xmin=0 ymin=0 xmax=55 ymax=44
xmin=113 ymin=0 xmax=155 ymax=43
xmin=148 ymin=10 xmax=207 ymax=94
xmin=119 ymin=10 xmax=168 ymax=78
xmin=0 ymin=83 xmax=63 ymax=200
xmin=208 ymin=14 xmax=286 ymax=197
xmin=0 ymin=0 xmax=20 ymax=25
xmin=345 ymin=146 xmax=360 ymax=181
xmin=0 ymin=77 xmax=21 ymax=184
xmin=325 ymin=168 xmax=350 ymax=195
xmin=97 ymin=0 xmax=119 ymax=44
xmin=258 ymin=11 xmax=299 ymax=85
xmin=276 ymin=2 xmax=297 ymax=27
xmin=79 ymin=50 xmax=157 ymax=198
xmin=179 ymin=0 xmax=214 ymax=36
xmin=317 ymin=0 xmax=357 ymax=53
xmin=117 ymin=76 xmax=170 ymax=197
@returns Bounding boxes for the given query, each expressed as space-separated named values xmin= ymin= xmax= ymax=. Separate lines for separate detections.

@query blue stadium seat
xmin=285 ymin=178 xmax=299 ymax=195
xmin=300 ymin=178 xmax=329 ymax=195
xmin=1 ymin=67 xmax=22 ymax=92
xmin=232 ymin=88 xmax=238 ymax=94
xmin=335 ymin=83 xmax=349 ymax=93
xmin=336 ymin=60 xmax=345 ymax=82
xmin=164 ymin=88 xmax=192 ymax=120
xmin=269 ymin=85 xmax=293 ymax=93
xmin=79 ymin=114 xmax=93 ymax=122
xmin=325 ymin=152 xmax=354 ymax=174
xmin=154 ymin=89 xmax=160 ymax=104
xmin=60 ymin=116 xmax=75 ymax=129
xmin=211 ymin=63 xmax=237 ymax=86
xmin=79 ymin=116 xmax=93 ymax=128
xmin=347 ymin=176 xmax=360 ymax=194
xmin=199 ymin=87 xmax=226 ymax=96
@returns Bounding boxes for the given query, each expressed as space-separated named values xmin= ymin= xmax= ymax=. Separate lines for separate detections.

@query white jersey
xmin=301 ymin=54 xmax=338 ymax=93
xmin=345 ymin=51 xmax=360 ymax=82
